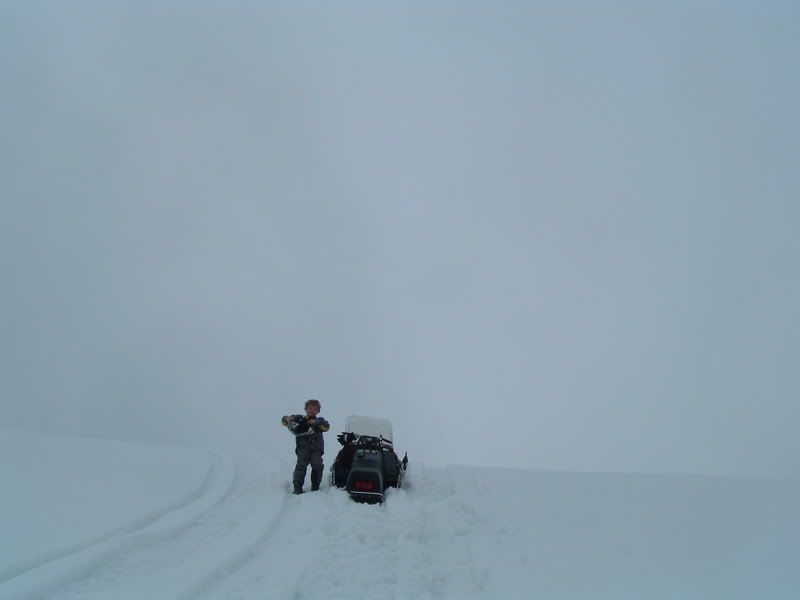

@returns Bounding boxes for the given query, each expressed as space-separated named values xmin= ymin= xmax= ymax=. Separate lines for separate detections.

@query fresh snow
xmin=2 ymin=431 xmax=799 ymax=599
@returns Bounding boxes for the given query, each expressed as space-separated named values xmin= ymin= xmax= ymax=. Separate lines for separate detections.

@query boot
xmin=293 ymin=486 xmax=304 ymax=495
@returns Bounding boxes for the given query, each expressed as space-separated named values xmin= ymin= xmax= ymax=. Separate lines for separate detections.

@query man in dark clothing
xmin=282 ymin=399 xmax=330 ymax=494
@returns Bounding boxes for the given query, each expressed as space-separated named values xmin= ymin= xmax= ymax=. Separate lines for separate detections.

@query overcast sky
xmin=2 ymin=2 xmax=798 ymax=477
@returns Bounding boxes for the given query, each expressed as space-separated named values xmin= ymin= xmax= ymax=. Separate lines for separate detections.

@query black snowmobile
xmin=331 ymin=416 xmax=408 ymax=504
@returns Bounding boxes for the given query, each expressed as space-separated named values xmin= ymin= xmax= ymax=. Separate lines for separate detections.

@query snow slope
xmin=0 ymin=431 xmax=235 ymax=599
xmin=2 ymin=431 xmax=799 ymax=599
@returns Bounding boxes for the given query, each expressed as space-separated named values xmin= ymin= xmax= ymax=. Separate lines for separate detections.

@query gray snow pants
xmin=293 ymin=447 xmax=323 ymax=491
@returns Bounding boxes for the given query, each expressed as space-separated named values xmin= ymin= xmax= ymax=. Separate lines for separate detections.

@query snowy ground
xmin=2 ymin=431 xmax=799 ymax=600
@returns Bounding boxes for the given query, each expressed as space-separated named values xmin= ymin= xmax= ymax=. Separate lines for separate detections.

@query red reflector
xmin=354 ymin=480 xmax=374 ymax=492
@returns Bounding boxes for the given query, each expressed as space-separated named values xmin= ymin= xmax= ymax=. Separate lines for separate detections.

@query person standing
xmin=281 ymin=399 xmax=330 ymax=494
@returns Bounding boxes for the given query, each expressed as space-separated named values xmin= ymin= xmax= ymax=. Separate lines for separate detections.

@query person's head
xmin=305 ymin=399 xmax=321 ymax=417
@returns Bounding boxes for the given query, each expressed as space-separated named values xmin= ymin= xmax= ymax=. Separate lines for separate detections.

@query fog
xmin=2 ymin=2 xmax=798 ymax=477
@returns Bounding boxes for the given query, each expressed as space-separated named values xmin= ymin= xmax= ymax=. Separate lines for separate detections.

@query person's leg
xmin=310 ymin=451 xmax=324 ymax=491
xmin=293 ymin=448 xmax=310 ymax=493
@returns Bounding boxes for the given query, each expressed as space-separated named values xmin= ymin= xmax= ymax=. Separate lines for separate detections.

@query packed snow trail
xmin=196 ymin=466 xmax=493 ymax=600
xmin=17 ymin=457 xmax=492 ymax=600
xmin=3 ymin=431 xmax=800 ymax=599
xmin=32 ymin=454 xmax=287 ymax=600
xmin=192 ymin=465 xmax=800 ymax=600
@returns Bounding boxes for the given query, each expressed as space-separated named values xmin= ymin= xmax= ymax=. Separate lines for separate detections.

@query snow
xmin=2 ymin=431 xmax=799 ymax=599
xmin=0 ymin=430 xmax=234 ymax=600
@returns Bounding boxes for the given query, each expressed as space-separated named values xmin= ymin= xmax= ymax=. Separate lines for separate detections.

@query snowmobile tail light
xmin=353 ymin=480 xmax=375 ymax=492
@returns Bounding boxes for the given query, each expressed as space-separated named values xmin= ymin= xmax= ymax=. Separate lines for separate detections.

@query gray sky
xmin=2 ymin=2 xmax=798 ymax=477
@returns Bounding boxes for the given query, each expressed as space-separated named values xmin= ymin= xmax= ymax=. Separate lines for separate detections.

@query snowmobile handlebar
xmin=336 ymin=432 xmax=388 ymax=449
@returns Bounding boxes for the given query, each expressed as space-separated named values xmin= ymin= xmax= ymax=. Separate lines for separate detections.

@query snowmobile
xmin=330 ymin=415 xmax=408 ymax=504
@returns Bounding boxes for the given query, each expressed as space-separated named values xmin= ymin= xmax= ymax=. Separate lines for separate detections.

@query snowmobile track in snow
xmin=193 ymin=464 xmax=493 ymax=600
xmin=2 ymin=452 xmax=237 ymax=600
xmin=176 ymin=480 xmax=292 ymax=600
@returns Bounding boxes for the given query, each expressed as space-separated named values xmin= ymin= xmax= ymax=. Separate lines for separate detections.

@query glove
xmin=337 ymin=432 xmax=357 ymax=446
xmin=282 ymin=415 xmax=300 ymax=430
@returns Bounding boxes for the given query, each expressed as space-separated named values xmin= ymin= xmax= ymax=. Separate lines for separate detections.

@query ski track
xmin=15 ymin=457 xmax=495 ymax=600
xmin=0 ymin=459 xmax=219 ymax=586
xmin=35 ymin=454 xmax=284 ymax=600
xmin=175 ymin=480 xmax=291 ymax=600
xmin=201 ymin=465 xmax=494 ymax=600
xmin=1 ymin=451 xmax=237 ymax=600
xmin=5 ymin=435 xmax=800 ymax=600
xmin=8 ymin=451 xmax=796 ymax=599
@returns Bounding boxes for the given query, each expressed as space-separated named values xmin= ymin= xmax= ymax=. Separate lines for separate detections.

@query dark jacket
xmin=283 ymin=415 xmax=330 ymax=453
